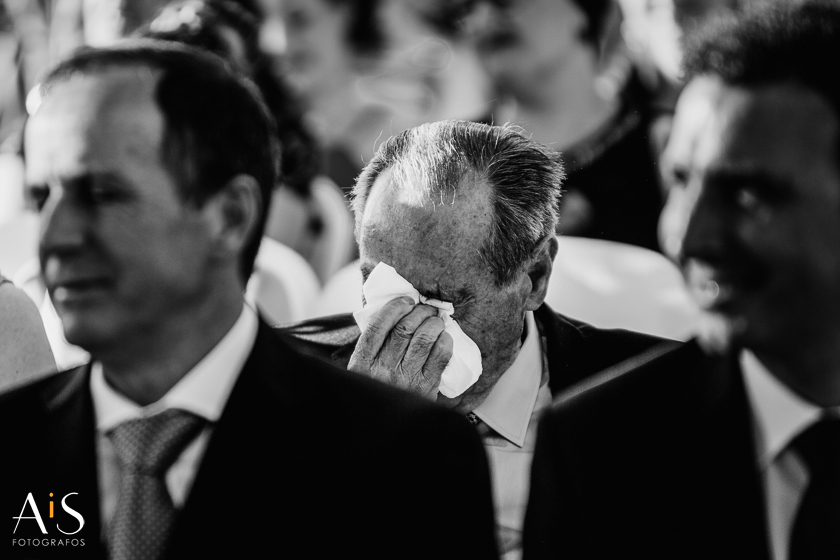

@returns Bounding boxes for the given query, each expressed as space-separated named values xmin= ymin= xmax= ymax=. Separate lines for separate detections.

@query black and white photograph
xmin=1 ymin=0 xmax=838 ymax=558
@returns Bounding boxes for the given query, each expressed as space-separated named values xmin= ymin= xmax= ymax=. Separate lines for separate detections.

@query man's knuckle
xmin=414 ymin=332 xmax=439 ymax=349
xmin=391 ymin=322 xmax=414 ymax=340
xmin=363 ymin=322 xmax=385 ymax=341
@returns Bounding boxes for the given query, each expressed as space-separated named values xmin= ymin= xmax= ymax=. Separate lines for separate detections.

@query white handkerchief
xmin=354 ymin=263 xmax=483 ymax=398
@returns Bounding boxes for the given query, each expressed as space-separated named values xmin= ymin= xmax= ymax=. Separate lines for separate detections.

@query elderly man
xmin=282 ymin=119 xmax=666 ymax=559
xmin=524 ymin=3 xmax=840 ymax=559
xmin=1 ymin=42 xmax=497 ymax=559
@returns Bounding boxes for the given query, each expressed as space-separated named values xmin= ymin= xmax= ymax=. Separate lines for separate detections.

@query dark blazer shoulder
xmin=0 ymin=364 xmax=90 ymax=423
xmin=277 ymin=313 xmax=358 ymax=366
xmin=524 ymin=339 xmax=769 ymax=560
xmin=179 ymin=319 xmax=498 ymax=560
xmin=256 ymin=319 xmax=469 ymax=422
xmin=535 ymin=303 xmax=679 ymax=393
xmin=0 ymin=365 xmax=104 ymax=559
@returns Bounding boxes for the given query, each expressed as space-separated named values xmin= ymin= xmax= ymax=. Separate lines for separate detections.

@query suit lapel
xmin=168 ymin=321 xmax=307 ymax=555
xmin=41 ymin=365 xmax=105 ymax=557
xmin=534 ymin=304 xmax=599 ymax=396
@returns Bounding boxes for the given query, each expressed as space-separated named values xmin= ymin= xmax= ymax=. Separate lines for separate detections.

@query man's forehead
xmin=665 ymin=76 xmax=738 ymax=166
xmin=359 ymin=167 xmax=495 ymax=288
xmin=35 ymin=66 xmax=161 ymax=121
xmin=666 ymin=76 xmax=840 ymax=174
xmin=361 ymin=167 xmax=493 ymax=240
xmin=26 ymin=67 xmax=165 ymax=176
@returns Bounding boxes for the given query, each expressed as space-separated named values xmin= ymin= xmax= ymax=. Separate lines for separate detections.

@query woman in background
xmin=143 ymin=0 xmax=354 ymax=283
xmin=0 ymin=274 xmax=55 ymax=390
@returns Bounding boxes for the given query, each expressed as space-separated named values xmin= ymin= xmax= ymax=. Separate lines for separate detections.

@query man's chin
xmin=58 ymin=313 xmax=116 ymax=355
xmin=695 ymin=311 xmax=749 ymax=356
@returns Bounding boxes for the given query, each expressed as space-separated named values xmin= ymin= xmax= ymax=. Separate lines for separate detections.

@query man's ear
xmin=202 ymin=173 xmax=263 ymax=263
xmin=524 ymin=234 xmax=558 ymax=312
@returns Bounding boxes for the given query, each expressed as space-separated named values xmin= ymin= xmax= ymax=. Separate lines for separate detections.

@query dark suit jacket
xmin=2 ymin=321 xmax=498 ymax=559
xmin=279 ymin=304 xmax=671 ymax=398
xmin=523 ymin=339 xmax=771 ymax=560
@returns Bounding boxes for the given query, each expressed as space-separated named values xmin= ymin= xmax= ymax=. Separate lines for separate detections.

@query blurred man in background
xmin=525 ymin=3 xmax=840 ymax=559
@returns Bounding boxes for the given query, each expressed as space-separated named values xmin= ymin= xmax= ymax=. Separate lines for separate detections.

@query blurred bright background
xmin=0 ymin=0 xmax=785 ymax=366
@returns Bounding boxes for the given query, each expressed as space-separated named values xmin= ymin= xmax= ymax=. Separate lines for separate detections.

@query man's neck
xmin=97 ymin=291 xmax=245 ymax=407
xmin=511 ymin=49 xmax=619 ymax=150
xmin=752 ymin=331 xmax=840 ymax=407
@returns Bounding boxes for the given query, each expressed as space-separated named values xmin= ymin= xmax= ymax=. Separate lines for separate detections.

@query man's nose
xmin=39 ymin=187 xmax=87 ymax=256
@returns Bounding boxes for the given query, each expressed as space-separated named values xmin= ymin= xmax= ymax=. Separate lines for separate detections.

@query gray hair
xmin=352 ymin=120 xmax=565 ymax=287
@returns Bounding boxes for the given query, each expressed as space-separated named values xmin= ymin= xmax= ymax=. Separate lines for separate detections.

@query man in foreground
xmin=282 ymin=119 xmax=669 ymax=558
xmin=524 ymin=3 xmax=840 ymax=558
xmin=2 ymin=41 xmax=497 ymax=559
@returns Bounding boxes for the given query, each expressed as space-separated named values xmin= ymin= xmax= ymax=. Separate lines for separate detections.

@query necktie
xmin=107 ymin=409 xmax=206 ymax=560
xmin=788 ymin=417 xmax=840 ymax=560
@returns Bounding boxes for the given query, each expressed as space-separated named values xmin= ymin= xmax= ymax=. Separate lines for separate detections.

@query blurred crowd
xmin=0 ymin=0 xmax=779 ymax=370
xmin=2 ymin=0 xmax=773 ymax=234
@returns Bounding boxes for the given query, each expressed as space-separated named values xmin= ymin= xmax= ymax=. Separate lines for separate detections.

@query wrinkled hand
xmin=349 ymin=296 xmax=453 ymax=399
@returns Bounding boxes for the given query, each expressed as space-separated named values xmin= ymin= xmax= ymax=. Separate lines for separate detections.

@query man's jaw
xmin=681 ymin=257 xmax=768 ymax=354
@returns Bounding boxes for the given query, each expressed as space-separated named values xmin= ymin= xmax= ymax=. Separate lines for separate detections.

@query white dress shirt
xmin=473 ymin=311 xmax=552 ymax=560
xmin=91 ymin=305 xmax=258 ymax=533
xmin=741 ymin=349 xmax=840 ymax=560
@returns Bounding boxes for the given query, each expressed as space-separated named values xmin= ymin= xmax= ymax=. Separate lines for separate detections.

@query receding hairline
xmin=28 ymin=66 xmax=169 ymax=169
xmin=38 ymin=64 xmax=164 ymax=116
xmin=683 ymin=73 xmax=840 ymax=138
xmin=358 ymin=165 xmax=497 ymax=268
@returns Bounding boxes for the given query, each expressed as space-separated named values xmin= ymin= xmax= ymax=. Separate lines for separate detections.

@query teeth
xmin=703 ymin=280 xmax=720 ymax=299
xmin=693 ymin=279 xmax=735 ymax=307
xmin=694 ymin=280 xmax=719 ymax=307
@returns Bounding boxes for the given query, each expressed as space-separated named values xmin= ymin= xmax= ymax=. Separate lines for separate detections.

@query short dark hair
xmin=352 ymin=120 xmax=564 ymax=287
xmin=39 ymin=39 xmax=280 ymax=281
xmin=684 ymin=1 xmax=840 ymax=120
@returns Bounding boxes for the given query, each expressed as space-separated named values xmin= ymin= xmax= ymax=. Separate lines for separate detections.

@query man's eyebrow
xmin=705 ymin=167 xmax=793 ymax=196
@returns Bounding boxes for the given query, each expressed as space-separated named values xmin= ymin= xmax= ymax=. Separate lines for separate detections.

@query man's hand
xmin=349 ymin=296 xmax=453 ymax=399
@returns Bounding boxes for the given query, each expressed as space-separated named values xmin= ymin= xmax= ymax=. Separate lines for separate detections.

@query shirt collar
xmin=91 ymin=305 xmax=259 ymax=432
xmin=473 ymin=311 xmax=543 ymax=447
xmin=740 ymin=349 xmax=823 ymax=468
